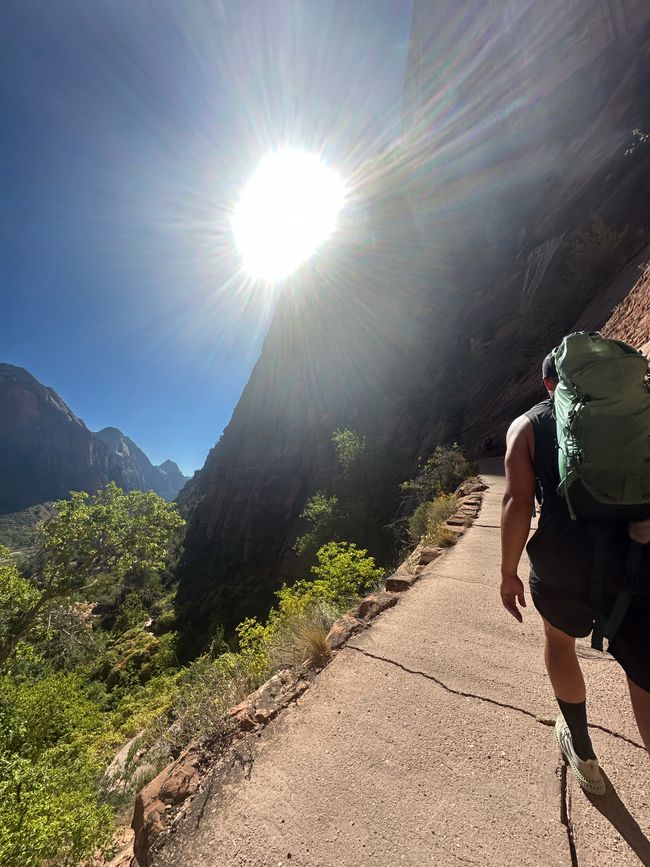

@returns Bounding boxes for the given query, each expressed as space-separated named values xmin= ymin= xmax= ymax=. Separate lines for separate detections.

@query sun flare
xmin=232 ymin=149 xmax=346 ymax=282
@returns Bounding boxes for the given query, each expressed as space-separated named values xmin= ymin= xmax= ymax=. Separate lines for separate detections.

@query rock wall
xmin=0 ymin=365 xmax=187 ymax=513
xmin=176 ymin=2 xmax=650 ymax=654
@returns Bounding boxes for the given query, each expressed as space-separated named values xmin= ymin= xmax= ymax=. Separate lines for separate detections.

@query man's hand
xmin=500 ymin=571 xmax=526 ymax=622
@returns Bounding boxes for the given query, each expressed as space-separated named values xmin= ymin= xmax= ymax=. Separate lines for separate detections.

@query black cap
xmin=542 ymin=352 xmax=558 ymax=380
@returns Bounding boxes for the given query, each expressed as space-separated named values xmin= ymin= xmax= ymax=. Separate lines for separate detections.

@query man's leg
xmin=543 ymin=617 xmax=596 ymax=760
xmin=627 ymin=677 xmax=650 ymax=753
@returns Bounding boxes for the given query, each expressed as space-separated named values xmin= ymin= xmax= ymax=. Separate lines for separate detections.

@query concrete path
xmin=156 ymin=466 xmax=649 ymax=866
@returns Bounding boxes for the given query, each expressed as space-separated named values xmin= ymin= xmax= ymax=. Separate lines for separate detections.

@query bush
xmin=408 ymin=494 xmax=459 ymax=542
xmin=293 ymin=492 xmax=341 ymax=559
xmin=402 ymin=445 xmax=473 ymax=504
xmin=0 ymin=672 xmax=114 ymax=866
xmin=429 ymin=525 xmax=458 ymax=547
xmin=234 ymin=542 xmax=383 ymax=687
xmin=332 ymin=428 xmax=366 ymax=474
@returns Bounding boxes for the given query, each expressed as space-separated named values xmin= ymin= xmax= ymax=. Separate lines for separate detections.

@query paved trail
xmin=157 ymin=464 xmax=649 ymax=866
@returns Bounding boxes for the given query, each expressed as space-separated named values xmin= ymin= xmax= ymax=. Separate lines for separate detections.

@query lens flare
xmin=232 ymin=149 xmax=346 ymax=281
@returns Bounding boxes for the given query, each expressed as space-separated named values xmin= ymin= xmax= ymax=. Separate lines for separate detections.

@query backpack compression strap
xmin=589 ymin=531 xmax=646 ymax=652
xmin=603 ymin=540 xmax=646 ymax=647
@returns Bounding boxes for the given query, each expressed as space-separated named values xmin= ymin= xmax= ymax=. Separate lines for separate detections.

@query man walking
xmin=500 ymin=352 xmax=649 ymax=793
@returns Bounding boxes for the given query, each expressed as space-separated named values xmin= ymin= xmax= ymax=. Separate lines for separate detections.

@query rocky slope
xmin=95 ymin=428 xmax=188 ymax=502
xmin=176 ymin=1 xmax=650 ymax=653
xmin=0 ymin=364 xmax=188 ymax=514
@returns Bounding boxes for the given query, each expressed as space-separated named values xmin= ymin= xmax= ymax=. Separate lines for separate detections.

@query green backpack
xmin=552 ymin=331 xmax=650 ymax=651
xmin=553 ymin=331 xmax=650 ymax=522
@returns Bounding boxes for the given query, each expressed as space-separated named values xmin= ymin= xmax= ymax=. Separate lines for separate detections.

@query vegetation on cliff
xmin=0 ymin=477 xmax=390 ymax=865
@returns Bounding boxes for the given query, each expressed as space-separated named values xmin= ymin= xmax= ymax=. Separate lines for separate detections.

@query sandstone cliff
xmin=176 ymin=1 xmax=650 ymax=653
xmin=95 ymin=428 xmax=188 ymax=501
xmin=0 ymin=364 xmax=187 ymax=514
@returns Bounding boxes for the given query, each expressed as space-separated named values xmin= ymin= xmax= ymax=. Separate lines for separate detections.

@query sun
xmin=232 ymin=149 xmax=346 ymax=282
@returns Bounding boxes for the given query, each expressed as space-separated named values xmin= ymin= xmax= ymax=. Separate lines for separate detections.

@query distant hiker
xmin=500 ymin=336 xmax=650 ymax=795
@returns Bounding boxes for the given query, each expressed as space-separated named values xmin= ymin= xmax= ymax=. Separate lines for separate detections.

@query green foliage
xmin=0 ymin=504 xmax=54 ymax=554
xmin=39 ymin=483 xmax=185 ymax=595
xmin=0 ymin=484 xmax=184 ymax=668
xmin=402 ymin=444 xmax=473 ymax=505
xmin=567 ymin=216 xmax=623 ymax=295
xmin=430 ymin=524 xmax=458 ymax=547
xmin=235 ymin=616 xmax=275 ymax=687
xmin=0 ymin=672 xmax=113 ymax=866
xmin=113 ymin=592 xmax=149 ymax=635
xmin=293 ymin=491 xmax=341 ymax=559
xmin=310 ymin=541 xmax=383 ymax=605
xmin=0 ymin=544 xmax=40 ymax=649
xmin=93 ymin=627 xmax=175 ymax=694
xmin=233 ymin=542 xmax=382 ymax=689
xmin=408 ymin=494 xmax=459 ymax=542
xmin=332 ymin=428 xmax=367 ymax=474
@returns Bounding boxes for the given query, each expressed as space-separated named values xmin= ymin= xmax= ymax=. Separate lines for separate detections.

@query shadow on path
xmin=479 ymin=456 xmax=505 ymax=477
xmin=584 ymin=770 xmax=650 ymax=865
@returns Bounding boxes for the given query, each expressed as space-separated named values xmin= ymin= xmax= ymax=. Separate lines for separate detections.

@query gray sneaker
xmin=555 ymin=715 xmax=606 ymax=796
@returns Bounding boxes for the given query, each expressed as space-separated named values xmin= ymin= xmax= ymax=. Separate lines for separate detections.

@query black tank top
xmin=525 ymin=400 xmax=561 ymax=519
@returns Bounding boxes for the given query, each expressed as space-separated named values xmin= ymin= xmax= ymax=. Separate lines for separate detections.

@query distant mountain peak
xmin=0 ymin=365 xmax=187 ymax=513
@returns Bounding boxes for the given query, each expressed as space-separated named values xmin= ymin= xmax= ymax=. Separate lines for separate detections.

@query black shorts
xmin=529 ymin=573 xmax=650 ymax=692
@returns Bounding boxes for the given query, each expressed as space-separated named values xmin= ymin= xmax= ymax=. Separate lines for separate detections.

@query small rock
xmin=326 ymin=614 xmax=366 ymax=650
xmin=356 ymin=591 xmax=398 ymax=621
xmin=385 ymin=570 xmax=418 ymax=592
xmin=418 ymin=546 xmax=442 ymax=565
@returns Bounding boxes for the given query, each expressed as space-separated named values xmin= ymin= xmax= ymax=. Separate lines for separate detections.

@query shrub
xmin=408 ymin=494 xmax=459 ymax=542
xmin=429 ymin=525 xmax=457 ymax=547
xmin=112 ymin=593 xmax=149 ymax=635
xmin=332 ymin=428 xmax=366 ymax=474
xmin=270 ymin=607 xmax=333 ymax=669
xmin=0 ymin=672 xmax=114 ymax=867
xmin=293 ymin=492 xmax=341 ymax=559
xmin=309 ymin=541 xmax=384 ymax=606
xmin=402 ymin=445 xmax=473 ymax=504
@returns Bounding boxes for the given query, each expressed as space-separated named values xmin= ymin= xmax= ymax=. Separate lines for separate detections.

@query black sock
xmin=557 ymin=698 xmax=596 ymax=760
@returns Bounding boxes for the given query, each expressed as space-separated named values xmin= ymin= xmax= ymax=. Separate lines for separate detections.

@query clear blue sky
xmin=0 ymin=0 xmax=413 ymax=476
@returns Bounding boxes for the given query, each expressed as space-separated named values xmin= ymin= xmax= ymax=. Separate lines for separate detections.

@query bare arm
xmin=500 ymin=415 xmax=536 ymax=622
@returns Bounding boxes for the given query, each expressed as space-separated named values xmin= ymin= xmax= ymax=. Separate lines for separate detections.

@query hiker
xmin=500 ymin=342 xmax=650 ymax=795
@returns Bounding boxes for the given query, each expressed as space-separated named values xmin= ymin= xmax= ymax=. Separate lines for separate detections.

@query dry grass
xmin=426 ymin=524 xmax=457 ymax=548
xmin=408 ymin=494 xmax=459 ymax=542
xmin=271 ymin=606 xmax=336 ymax=669
xmin=295 ymin=619 xmax=333 ymax=667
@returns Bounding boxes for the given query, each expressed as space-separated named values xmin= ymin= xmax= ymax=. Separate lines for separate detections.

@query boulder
xmin=456 ymin=480 xmax=488 ymax=496
xmin=227 ymin=700 xmax=257 ymax=732
xmin=418 ymin=545 xmax=443 ymax=565
xmin=385 ymin=570 xmax=418 ymax=592
xmin=132 ymin=744 xmax=202 ymax=866
xmin=326 ymin=614 xmax=366 ymax=649
xmin=356 ymin=591 xmax=398 ymax=621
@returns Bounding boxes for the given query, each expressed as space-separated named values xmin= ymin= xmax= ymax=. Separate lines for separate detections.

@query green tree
xmin=332 ymin=428 xmax=367 ymax=475
xmin=0 ymin=671 xmax=113 ymax=866
xmin=309 ymin=541 xmax=383 ymax=606
xmin=0 ymin=484 xmax=184 ymax=668
xmin=112 ymin=592 xmax=150 ymax=635
xmin=0 ymin=545 xmax=40 ymax=656
xmin=401 ymin=444 xmax=473 ymax=504
xmin=293 ymin=491 xmax=341 ymax=559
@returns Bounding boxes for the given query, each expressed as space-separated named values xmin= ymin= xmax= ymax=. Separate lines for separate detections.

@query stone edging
xmin=126 ymin=480 xmax=487 ymax=866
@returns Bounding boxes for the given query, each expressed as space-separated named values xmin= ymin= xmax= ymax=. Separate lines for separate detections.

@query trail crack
xmin=559 ymin=761 xmax=579 ymax=867
xmin=344 ymin=645 xmax=645 ymax=750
